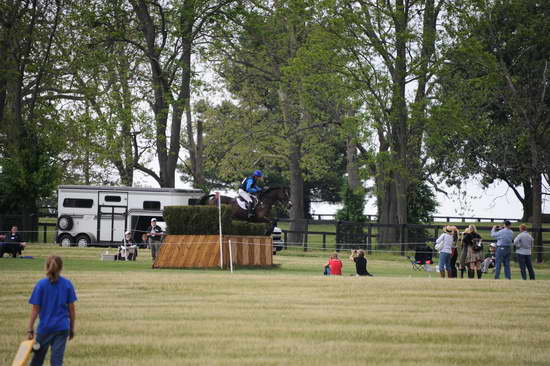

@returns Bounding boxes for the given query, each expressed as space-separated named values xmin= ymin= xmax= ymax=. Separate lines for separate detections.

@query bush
xmin=229 ymin=221 xmax=269 ymax=236
xmin=164 ymin=205 xmax=269 ymax=236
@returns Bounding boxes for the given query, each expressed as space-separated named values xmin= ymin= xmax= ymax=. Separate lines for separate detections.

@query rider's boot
xmin=247 ymin=202 xmax=254 ymax=218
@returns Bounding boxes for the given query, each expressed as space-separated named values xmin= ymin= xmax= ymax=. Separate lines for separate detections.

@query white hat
xmin=151 ymin=218 xmax=157 ymax=222
xmin=490 ymin=243 xmax=496 ymax=247
xmin=125 ymin=231 xmax=131 ymax=235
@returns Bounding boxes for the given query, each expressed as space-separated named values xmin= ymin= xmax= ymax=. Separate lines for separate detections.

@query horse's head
xmin=262 ymin=186 xmax=292 ymax=210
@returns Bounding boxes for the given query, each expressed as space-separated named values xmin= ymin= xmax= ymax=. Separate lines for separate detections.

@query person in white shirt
xmin=119 ymin=231 xmax=138 ymax=261
xmin=435 ymin=226 xmax=454 ymax=278
xmin=514 ymin=224 xmax=535 ymax=280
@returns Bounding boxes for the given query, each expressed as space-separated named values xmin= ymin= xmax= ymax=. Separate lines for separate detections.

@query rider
xmin=239 ymin=170 xmax=264 ymax=218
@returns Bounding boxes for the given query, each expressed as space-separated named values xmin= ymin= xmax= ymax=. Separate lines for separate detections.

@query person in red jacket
xmin=326 ymin=253 xmax=343 ymax=275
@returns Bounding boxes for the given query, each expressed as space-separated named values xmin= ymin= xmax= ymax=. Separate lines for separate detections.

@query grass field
xmin=2 ymin=245 xmax=550 ymax=365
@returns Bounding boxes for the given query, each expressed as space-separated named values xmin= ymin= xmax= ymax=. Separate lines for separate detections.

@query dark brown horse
xmin=199 ymin=187 xmax=292 ymax=223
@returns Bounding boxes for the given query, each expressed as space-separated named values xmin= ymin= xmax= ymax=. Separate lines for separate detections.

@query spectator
xmin=119 ymin=231 xmax=138 ymax=261
xmin=27 ymin=255 xmax=77 ymax=366
xmin=448 ymin=226 xmax=459 ymax=278
xmin=147 ymin=218 xmax=164 ymax=261
xmin=481 ymin=244 xmax=496 ymax=273
xmin=326 ymin=253 xmax=342 ymax=276
xmin=0 ymin=225 xmax=27 ymax=258
xmin=491 ymin=220 xmax=513 ymax=280
xmin=514 ymin=224 xmax=535 ymax=280
xmin=435 ymin=226 xmax=454 ymax=278
xmin=352 ymin=250 xmax=373 ymax=277
xmin=464 ymin=224 xmax=483 ymax=279
xmin=458 ymin=228 xmax=468 ymax=278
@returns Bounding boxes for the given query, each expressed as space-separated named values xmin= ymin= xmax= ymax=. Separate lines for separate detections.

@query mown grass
xmin=1 ymin=244 xmax=550 ymax=365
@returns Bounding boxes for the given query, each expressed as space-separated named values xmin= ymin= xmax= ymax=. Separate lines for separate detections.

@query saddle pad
xmin=236 ymin=197 xmax=247 ymax=210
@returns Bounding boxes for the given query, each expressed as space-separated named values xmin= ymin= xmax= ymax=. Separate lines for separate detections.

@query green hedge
xmin=164 ymin=205 xmax=269 ymax=236
xmin=229 ymin=221 xmax=269 ymax=236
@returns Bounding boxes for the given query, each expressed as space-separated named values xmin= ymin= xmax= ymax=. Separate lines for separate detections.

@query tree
xmin=207 ymin=0 xmax=351 ymax=242
xmin=0 ymin=0 xmax=64 ymax=221
xmin=328 ymin=0 xmax=446 ymax=246
xmin=429 ymin=0 xmax=550 ymax=261
xmin=123 ymin=0 xmax=233 ymax=188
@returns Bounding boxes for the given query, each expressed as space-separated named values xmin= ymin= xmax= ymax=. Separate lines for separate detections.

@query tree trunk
xmin=377 ymin=174 xmax=400 ymax=247
xmin=288 ymin=140 xmax=306 ymax=247
xmin=346 ymin=135 xmax=361 ymax=190
xmin=521 ymin=181 xmax=533 ymax=222
xmin=130 ymin=0 xmax=174 ymax=187
xmin=528 ymin=129 xmax=543 ymax=263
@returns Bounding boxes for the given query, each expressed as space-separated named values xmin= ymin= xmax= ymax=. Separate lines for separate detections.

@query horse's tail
xmin=198 ymin=194 xmax=215 ymax=205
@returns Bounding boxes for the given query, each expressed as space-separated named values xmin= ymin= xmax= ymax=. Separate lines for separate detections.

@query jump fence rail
xmin=307 ymin=214 xmax=525 ymax=223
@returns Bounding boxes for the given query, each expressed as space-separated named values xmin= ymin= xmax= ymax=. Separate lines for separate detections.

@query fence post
xmin=43 ymin=225 xmax=47 ymax=243
xmin=367 ymin=224 xmax=372 ymax=255
xmin=304 ymin=231 xmax=308 ymax=252
xmin=283 ymin=231 xmax=288 ymax=249
xmin=400 ymin=224 xmax=406 ymax=256
xmin=322 ymin=233 xmax=326 ymax=251
xmin=536 ymin=227 xmax=543 ymax=263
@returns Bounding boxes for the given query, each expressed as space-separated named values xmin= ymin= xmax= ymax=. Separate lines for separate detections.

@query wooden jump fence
xmin=153 ymin=235 xmax=273 ymax=269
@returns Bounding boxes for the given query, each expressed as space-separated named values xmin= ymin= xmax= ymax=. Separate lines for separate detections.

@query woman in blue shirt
xmin=27 ymin=255 xmax=77 ymax=366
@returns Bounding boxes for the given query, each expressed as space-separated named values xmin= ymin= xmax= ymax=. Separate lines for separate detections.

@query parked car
xmin=272 ymin=226 xmax=284 ymax=254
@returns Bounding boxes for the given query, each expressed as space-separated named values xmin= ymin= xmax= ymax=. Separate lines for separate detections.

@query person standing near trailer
xmin=147 ymin=218 xmax=164 ymax=261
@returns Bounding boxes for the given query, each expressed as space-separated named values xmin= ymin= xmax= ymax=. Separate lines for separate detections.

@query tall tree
xmin=208 ymin=0 xmax=350 ymax=240
xmin=0 ymin=0 xmax=64 ymax=219
xmin=429 ymin=0 xmax=550 ymax=261
xmin=124 ymin=0 xmax=232 ymax=188
xmin=330 ymin=0 xmax=445 ymax=244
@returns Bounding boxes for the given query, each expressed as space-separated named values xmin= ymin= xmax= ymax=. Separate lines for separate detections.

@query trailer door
xmin=98 ymin=191 xmax=128 ymax=243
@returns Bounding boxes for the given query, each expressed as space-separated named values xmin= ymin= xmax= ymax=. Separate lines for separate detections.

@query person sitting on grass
xmin=325 ymin=253 xmax=342 ymax=276
xmin=118 ymin=231 xmax=138 ymax=261
xmin=0 ymin=225 xmax=27 ymax=258
xmin=351 ymin=249 xmax=373 ymax=277
xmin=481 ymin=244 xmax=496 ymax=273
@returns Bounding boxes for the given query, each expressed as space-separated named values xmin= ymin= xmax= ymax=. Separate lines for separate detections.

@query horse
xmin=199 ymin=187 xmax=292 ymax=224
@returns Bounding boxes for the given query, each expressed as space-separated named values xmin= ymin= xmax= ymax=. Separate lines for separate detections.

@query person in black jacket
xmin=0 ymin=226 xmax=27 ymax=258
xmin=146 ymin=218 xmax=164 ymax=261
xmin=352 ymin=250 xmax=373 ymax=277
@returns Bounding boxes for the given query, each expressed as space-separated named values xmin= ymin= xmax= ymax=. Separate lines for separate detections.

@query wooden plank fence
xmin=153 ymin=235 xmax=273 ymax=269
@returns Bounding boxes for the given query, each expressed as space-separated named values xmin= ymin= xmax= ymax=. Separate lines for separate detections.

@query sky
xmin=310 ymin=180 xmax=526 ymax=221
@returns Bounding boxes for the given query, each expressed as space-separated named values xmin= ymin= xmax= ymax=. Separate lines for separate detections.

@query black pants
xmin=517 ymin=254 xmax=535 ymax=280
xmin=0 ymin=243 xmax=22 ymax=258
xmin=450 ymin=250 xmax=458 ymax=277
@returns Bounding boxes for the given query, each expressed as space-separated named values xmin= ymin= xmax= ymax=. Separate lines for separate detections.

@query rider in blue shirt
xmin=239 ymin=170 xmax=264 ymax=217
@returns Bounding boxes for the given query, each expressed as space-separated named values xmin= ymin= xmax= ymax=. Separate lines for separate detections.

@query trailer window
xmin=104 ymin=195 xmax=122 ymax=202
xmin=63 ymin=198 xmax=94 ymax=208
xmin=143 ymin=201 xmax=161 ymax=210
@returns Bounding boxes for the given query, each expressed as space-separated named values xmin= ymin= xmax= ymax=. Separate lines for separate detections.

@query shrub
xmin=164 ymin=205 xmax=269 ymax=236
xmin=229 ymin=221 xmax=269 ymax=236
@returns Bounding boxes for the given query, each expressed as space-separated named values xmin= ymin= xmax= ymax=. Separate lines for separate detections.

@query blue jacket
xmin=241 ymin=176 xmax=262 ymax=193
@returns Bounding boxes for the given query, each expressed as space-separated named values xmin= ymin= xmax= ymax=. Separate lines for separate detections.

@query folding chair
xmin=407 ymin=255 xmax=423 ymax=271
xmin=407 ymin=244 xmax=434 ymax=272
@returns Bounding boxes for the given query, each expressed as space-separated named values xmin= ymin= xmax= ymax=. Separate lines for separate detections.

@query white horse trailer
xmin=56 ymin=185 xmax=203 ymax=247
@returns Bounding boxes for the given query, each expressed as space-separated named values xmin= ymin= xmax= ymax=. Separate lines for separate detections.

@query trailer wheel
xmin=57 ymin=215 xmax=73 ymax=231
xmin=58 ymin=233 xmax=74 ymax=247
xmin=75 ymin=234 xmax=90 ymax=247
